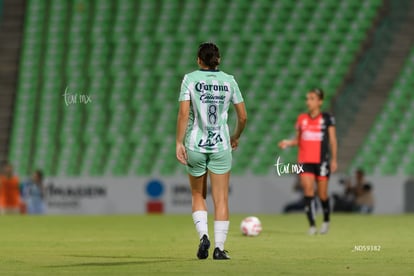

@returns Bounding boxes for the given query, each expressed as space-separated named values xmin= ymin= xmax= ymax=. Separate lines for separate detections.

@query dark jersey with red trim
xmin=295 ymin=112 xmax=335 ymax=164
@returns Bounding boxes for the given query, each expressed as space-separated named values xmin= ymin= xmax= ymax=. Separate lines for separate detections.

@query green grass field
xmin=0 ymin=214 xmax=413 ymax=275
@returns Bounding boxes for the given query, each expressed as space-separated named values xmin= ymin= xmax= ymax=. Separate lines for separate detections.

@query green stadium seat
xmin=12 ymin=0 xmax=384 ymax=176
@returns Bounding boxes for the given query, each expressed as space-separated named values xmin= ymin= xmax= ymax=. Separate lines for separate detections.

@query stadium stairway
xmin=337 ymin=0 xmax=414 ymax=171
xmin=333 ymin=1 xmax=391 ymax=143
xmin=0 ymin=0 xmax=25 ymax=160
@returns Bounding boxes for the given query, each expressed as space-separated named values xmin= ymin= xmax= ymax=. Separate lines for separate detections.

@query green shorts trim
xmin=186 ymin=149 xmax=232 ymax=176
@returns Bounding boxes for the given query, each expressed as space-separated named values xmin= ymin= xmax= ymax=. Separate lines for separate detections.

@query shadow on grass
xmin=64 ymin=254 xmax=137 ymax=259
xmin=46 ymin=256 xmax=193 ymax=268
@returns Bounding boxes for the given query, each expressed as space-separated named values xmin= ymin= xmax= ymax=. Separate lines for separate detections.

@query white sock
xmin=192 ymin=211 xmax=208 ymax=239
xmin=214 ymin=221 xmax=230 ymax=251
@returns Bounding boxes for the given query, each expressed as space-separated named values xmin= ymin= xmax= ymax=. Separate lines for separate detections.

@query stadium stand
xmin=333 ymin=0 xmax=414 ymax=172
xmin=10 ymin=0 xmax=383 ymax=177
xmin=350 ymin=47 xmax=414 ymax=175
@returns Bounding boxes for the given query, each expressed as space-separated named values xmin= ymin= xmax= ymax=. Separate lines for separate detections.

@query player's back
xmin=179 ymin=69 xmax=243 ymax=153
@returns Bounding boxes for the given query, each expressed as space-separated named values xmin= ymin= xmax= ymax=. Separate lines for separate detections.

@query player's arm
xmin=176 ymin=100 xmax=190 ymax=165
xmin=278 ymin=129 xmax=299 ymax=149
xmin=328 ymin=125 xmax=338 ymax=172
xmin=231 ymin=102 xmax=247 ymax=150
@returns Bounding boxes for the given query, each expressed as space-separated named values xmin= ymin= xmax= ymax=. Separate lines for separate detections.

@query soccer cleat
xmin=308 ymin=226 xmax=317 ymax=235
xmin=213 ymin=247 xmax=231 ymax=260
xmin=319 ymin=222 xmax=329 ymax=235
xmin=197 ymin=235 xmax=210 ymax=259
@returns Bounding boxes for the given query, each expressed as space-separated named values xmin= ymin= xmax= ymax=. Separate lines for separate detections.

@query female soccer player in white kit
xmin=176 ymin=42 xmax=247 ymax=260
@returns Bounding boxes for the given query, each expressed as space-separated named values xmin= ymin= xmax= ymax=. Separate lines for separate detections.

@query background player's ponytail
xmin=198 ymin=42 xmax=220 ymax=69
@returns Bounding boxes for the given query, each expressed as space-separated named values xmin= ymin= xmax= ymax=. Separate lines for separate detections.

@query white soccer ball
xmin=240 ymin=216 xmax=262 ymax=236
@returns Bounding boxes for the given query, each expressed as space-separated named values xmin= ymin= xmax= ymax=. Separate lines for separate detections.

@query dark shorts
xmin=300 ymin=161 xmax=330 ymax=180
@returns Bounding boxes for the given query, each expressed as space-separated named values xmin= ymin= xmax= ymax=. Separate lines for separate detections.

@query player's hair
xmin=356 ymin=168 xmax=365 ymax=176
xmin=310 ymin=88 xmax=324 ymax=100
xmin=0 ymin=160 xmax=10 ymax=168
xmin=198 ymin=42 xmax=220 ymax=69
xmin=34 ymin=169 xmax=44 ymax=182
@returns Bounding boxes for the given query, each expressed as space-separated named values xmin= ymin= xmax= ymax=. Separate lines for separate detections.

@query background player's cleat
xmin=319 ymin=222 xmax=329 ymax=234
xmin=197 ymin=234 xmax=210 ymax=259
xmin=308 ymin=226 xmax=317 ymax=235
xmin=213 ymin=248 xmax=231 ymax=260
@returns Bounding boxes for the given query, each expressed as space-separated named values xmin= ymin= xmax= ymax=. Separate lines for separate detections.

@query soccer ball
xmin=240 ymin=216 xmax=262 ymax=236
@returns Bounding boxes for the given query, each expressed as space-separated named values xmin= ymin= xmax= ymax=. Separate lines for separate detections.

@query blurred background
xmin=0 ymin=0 xmax=413 ymax=215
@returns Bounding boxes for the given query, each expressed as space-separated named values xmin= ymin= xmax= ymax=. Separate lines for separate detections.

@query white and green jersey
xmin=179 ymin=69 xmax=244 ymax=153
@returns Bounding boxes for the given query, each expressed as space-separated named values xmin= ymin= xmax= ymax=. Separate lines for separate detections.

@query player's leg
xmin=208 ymin=150 xmax=232 ymax=260
xmin=209 ymin=171 xmax=229 ymax=220
xmin=209 ymin=171 xmax=231 ymax=259
xmin=317 ymin=161 xmax=331 ymax=234
xmin=317 ymin=178 xmax=330 ymax=234
xmin=300 ymin=164 xmax=317 ymax=234
xmin=187 ymin=150 xmax=210 ymax=259
xmin=189 ymin=173 xmax=208 ymax=232
xmin=317 ymin=178 xmax=329 ymax=218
